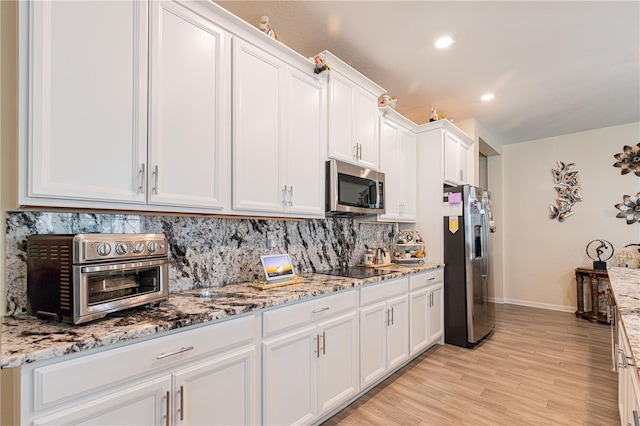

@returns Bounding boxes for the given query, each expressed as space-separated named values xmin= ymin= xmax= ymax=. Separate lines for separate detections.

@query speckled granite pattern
xmin=1 ymin=264 xmax=443 ymax=368
xmin=609 ymin=267 xmax=640 ymax=371
xmin=5 ymin=211 xmax=395 ymax=315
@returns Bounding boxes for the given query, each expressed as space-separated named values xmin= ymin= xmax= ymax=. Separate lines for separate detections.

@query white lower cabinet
xmin=21 ymin=273 xmax=448 ymax=426
xmin=616 ymin=314 xmax=640 ymax=426
xmin=359 ymin=277 xmax=410 ymax=389
xmin=172 ymin=346 xmax=257 ymax=425
xmin=22 ymin=315 xmax=259 ymax=426
xmin=262 ymin=291 xmax=358 ymax=426
xmin=409 ymin=269 xmax=444 ymax=356
xmin=32 ymin=376 xmax=172 ymax=426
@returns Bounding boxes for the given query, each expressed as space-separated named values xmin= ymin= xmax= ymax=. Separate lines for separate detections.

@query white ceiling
xmin=214 ymin=0 xmax=640 ymax=146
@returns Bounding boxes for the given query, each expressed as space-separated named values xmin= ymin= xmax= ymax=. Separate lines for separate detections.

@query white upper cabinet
xmin=148 ymin=1 xmax=229 ymax=210
xmin=418 ymin=119 xmax=474 ymax=187
xmin=232 ymin=38 xmax=285 ymax=213
xmin=232 ymin=38 xmax=326 ymax=218
xmin=378 ymin=109 xmax=417 ymax=222
xmin=23 ymin=0 xmax=149 ymax=205
xmin=285 ymin=68 xmax=327 ymax=216
xmin=322 ymin=51 xmax=385 ymax=170
xmin=20 ymin=0 xmax=232 ymax=213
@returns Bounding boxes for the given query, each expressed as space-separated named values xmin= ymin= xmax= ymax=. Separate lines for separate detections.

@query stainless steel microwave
xmin=326 ymin=159 xmax=385 ymax=216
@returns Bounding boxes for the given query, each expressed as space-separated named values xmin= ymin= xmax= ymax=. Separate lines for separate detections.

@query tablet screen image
xmin=261 ymin=254 xmax=296 ymax=283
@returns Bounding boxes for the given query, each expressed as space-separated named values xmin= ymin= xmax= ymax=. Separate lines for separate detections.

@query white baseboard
xmin=500 ymin=298 xmax=574 ymax=313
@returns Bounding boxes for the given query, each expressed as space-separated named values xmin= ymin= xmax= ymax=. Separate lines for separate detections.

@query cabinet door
xmin=443 ymin=131 xmax=460 ymax=186
xmin=355 ymin=89 xmax=380 ymax=170
xmin=285 ymin=68 xmax=326 ymax=216
xmin=263 ymin=326 xmax=317 ymax=426
xmin=32 ymin=376 xmax=171 ymax=426
xmin=327 ymin=72 xmax=356 ymax=164
xmin=399 ymin=128 xmax=417 ymax=221
xmin=386 ymin=295 xmax=410 ymax=370
xmin=359 ymin=302 xmax=387 ymax=389
xmin=317 ymin=311 xmax=359 ymax=416
xmin=173 ymin=346 xmax=257 ymax=426
xmin=379 ymin=119 xmax=401 ymax=220
xmin=232 ymin=39 xmax=285 ymax=213
xmin=27 ymin=0 xmax=147 ymax=203
xmin=459 ymin=140 xmax=470 ymax=185
xmin=409 ymin=289 xmax=429 ymax=356
xmin=428 ymin=282 xmax=444 ymax=344
xmin=148 ymin=1 xmax=229 ymax=209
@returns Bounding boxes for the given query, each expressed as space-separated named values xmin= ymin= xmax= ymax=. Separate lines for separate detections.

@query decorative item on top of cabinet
xmin=613 ymin=143 xmax=640 ymax=176
xmin=549 ymin=161 xmax=582 ymax=222
xmin=258 ymin=15 xmax=278 ymax=39
xmin=379 ymin=94 xmax=397 ymax=109
xmin=392 ymin=229 xmax=426 ymax=264
xmin=313 ymin=53 xmax=331 ymax=74
xmin=615 ymin=192 xmax=640 ymax=224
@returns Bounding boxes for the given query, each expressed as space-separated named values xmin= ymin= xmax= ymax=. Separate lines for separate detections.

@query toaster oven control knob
xmin=132 ymin=242 xmax=145 ymax=254
xmin=96 ymin=243 xmax=111 ymax=256
xmin=115 ymin=243 xmax=129 ymax=255
xmin=147 ymin=242 xmax=158 ymax=253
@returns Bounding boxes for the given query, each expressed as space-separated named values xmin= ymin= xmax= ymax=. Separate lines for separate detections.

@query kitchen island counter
xmin=1 ymin=263 xmax=442 ymax=369
xmin=608 ymin=267 xmax=640 ymax=370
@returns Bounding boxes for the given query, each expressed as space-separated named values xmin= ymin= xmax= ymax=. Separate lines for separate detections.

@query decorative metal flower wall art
xmin=613 ymin=143 xmax=640 ymax=176
xmin=549 ymin=161 xmax=583 ymax=222
xmin=615 ymin=192 xmax=640 ymax=224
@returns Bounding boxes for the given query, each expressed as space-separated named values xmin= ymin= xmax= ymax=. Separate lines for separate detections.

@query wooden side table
xmin=575 ymin=267 xmax=610 ymax=323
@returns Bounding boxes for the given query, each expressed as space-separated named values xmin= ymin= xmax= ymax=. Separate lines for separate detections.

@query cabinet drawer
xmin=263 ymin=290 xmax=357 ymax=337
xmin=360 ymin=277 xmax=408 ymax=306
xmin=409 ymin=269 xmax=444 ymax=291
xmin=32 ymin=314 xmax=257 ymax=411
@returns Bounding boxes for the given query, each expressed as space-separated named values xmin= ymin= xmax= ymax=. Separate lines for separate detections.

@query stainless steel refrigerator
xmin=443 ymin=185 xmax=495 ymax=347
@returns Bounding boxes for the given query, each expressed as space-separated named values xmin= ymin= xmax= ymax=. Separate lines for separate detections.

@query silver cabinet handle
xmin=282 ymin=185 xmax=288 ymax=207
xmin=288 ymin=186 xmax=294 ymax=207
xmin=386 ymin=308 xmax=390 ymax=326
xmin=322 ymin=331 xmax=326 ymax=355
xmin=152 ymin=165 xmax=159 ymax=195
xmin=312 ymin=307 xmax=330 ymax=314
xmin=179 ymin=385 xmax=185 ymax=421
xmin=619 ymin=348 xmax=628 ymax=368
xmin=358 ymin=143 xmax=362 ymax=160
xmin=316 ymin=334 xmax=320 ymax=358
xmin=428 ymin=277 xmax=436 ymax=281
xmin=138 ymin=163 xmax=146 ymax=194
xmin=157 ymin=346 xmax=195 ymax=360
xmin=165 ymin=391 xmax=170 ymax=426
xmin=390 ymin=307 xmax=394 ymax=325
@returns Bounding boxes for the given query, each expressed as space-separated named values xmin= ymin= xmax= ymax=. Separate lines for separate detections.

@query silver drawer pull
xmin=157 ymin=346 xmax=195 ymax=360
xmin=312 ymin=307 xmax=330 ymax=314
xmin=428 ymin=277 xmax=436 ymax=281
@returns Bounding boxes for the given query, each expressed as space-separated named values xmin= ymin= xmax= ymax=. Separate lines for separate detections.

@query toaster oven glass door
xmin=79 ymin=259 xmax=167 ymax=307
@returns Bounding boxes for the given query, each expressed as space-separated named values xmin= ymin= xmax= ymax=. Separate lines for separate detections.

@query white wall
xmin=502 ymin=122 xmax=640 ymax=311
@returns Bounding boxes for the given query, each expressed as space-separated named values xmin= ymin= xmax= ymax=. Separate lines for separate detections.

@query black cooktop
xmin=318 ymin=266 xmax=395 ymax=279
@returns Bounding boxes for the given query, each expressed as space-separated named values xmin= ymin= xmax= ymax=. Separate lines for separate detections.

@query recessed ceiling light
xmin=481 ymin=93 xmax=495 ymax=101
xmin=435 ymin=35 xmax=455 ymax=49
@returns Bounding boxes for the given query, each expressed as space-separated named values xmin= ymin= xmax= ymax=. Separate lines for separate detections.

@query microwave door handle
xmin=369 ymin=182 xmax=377 ymax=207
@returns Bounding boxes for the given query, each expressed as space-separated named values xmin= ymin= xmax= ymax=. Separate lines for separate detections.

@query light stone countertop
xmin=608 ymin=267 xmax=640 ymax=370
xmin=1 ymin=263 xmax=443 ymax=369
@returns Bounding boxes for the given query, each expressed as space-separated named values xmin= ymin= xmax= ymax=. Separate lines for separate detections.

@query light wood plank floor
xmin=322 ymin=304 xmax=618 ymax=426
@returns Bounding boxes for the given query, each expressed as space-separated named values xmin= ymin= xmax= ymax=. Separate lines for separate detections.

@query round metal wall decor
xmin=615 ymin=192 xmax=640 ymax=224
xmin=613 ymin=143 xmax=640 ymax=176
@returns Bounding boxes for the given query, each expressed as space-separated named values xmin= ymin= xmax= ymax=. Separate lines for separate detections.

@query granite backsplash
xmin=4 ymin=211 xmax=394 ymax=315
